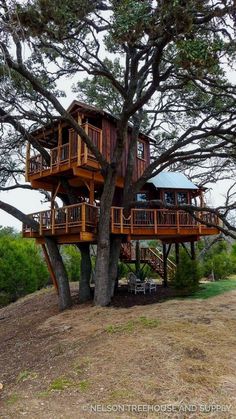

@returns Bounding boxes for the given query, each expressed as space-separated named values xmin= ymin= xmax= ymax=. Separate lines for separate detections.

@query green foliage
xmin=0 ymin=228 xmax=48 ymax=305
xmin=61 ymin=245 xmax=81 ymax=281
xmin=173 ymin=251 xmax=201 ymax=291
xmin=201 ymin=239 xmax=235 ymax=280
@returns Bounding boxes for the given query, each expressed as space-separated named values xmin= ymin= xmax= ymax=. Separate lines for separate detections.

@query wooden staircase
xmin=120 ymin=243 xmax=176 ymax=279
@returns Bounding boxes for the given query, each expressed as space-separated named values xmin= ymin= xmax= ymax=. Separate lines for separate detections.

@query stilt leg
xmin=42 ymin=244 xmax=59 ymax=294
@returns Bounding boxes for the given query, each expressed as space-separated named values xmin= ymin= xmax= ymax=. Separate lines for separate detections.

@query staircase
xmin=120 ymin=243 xmax=176 ymax=279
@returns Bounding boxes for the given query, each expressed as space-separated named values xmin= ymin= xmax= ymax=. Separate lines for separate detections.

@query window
xmin=136 ymin=193 xmax=147 ymax=202
xmin=164 ymin=192 xmax=175 ymax=205
xmin=137 ymin=141 xmax=145 ymax=159
xmin=177 ymin=192 xmax=188 ymax=205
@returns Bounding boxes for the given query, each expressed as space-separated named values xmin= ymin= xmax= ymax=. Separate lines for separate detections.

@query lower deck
xmin=22 ymin=203 xmax=220 ymax=244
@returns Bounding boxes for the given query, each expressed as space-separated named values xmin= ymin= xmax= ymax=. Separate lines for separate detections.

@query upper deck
xmin=26 ymin=101 xmax=150 ymax=191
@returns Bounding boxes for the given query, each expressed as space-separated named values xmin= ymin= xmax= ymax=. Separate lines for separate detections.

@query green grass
xmin=106 ymin=316 xmax=160 ymax=334
xmin=188 ymin=278 xmax=236 ymax=299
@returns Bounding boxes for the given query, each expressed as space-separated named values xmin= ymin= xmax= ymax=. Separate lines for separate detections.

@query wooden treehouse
xmin=22 ymin=101 xmax=220 ymax=284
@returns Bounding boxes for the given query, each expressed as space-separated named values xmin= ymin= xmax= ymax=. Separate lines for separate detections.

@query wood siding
xmin=102 ymin=118 xmax=150 ymax=181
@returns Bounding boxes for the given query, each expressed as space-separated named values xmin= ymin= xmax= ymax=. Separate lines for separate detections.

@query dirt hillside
xmin=0 ymin=285 xmax=236 ymax=418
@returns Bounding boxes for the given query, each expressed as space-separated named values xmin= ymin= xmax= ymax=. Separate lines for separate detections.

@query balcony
xmin=26 ymin=123 xmax=102 ymax=180
xmin=22 ymin=203 xmax=220 ymax=243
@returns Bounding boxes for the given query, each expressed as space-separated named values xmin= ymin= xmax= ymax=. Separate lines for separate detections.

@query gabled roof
xmin=148 ymin=172 xmax=199 ymax=190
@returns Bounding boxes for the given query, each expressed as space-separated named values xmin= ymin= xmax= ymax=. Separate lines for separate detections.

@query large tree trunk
xmin=109 ymin=236 xmax=122 ymax=298
xmin=77 ymin=243 xmax=92 ymax=303
xmin=45 ymin=237 xmax=72 ymax=310
xmin=94 ymin=169 xmax=117 ymax=306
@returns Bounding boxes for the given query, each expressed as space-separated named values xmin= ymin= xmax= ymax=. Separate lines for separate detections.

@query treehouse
xmin=22 ymin=101 xmax=220 ymax=284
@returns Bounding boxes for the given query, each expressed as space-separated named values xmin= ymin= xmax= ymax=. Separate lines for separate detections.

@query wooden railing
xmin=26 ymin=123 xmax=102 ymax=177
xmin=23 ymin=203 xmax=99 ymax=235
xmin=111 ymin=207 xmax=219 ymax=234
xmin=23 ymin=204 xmax=220 ymax=238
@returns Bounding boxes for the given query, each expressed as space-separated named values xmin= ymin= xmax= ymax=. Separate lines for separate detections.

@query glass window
xmin=177 ymin=192 xmax=188 ymax=205
xmin=164 ymin=192 xmax=175 ymax=205
xmin=137 ymin=141 xmax=144 ymax=159
xmin=136 ymin=193 xmax=147 ymax=202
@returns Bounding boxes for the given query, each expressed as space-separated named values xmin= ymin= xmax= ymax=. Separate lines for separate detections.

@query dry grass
xmin=0 ymin=284 xmax=235 ymax=418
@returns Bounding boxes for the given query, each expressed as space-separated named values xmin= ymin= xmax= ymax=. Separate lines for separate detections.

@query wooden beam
xmin=42 ymin=244 xmax=59 ymax=293
xmin=89 ymin=179 xmax=95 ymax=204
xmin=162 ymin=243 xmax=168 ymax=288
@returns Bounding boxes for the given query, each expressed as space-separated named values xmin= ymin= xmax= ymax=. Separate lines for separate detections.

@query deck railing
xmin=23 ymin=204 xmax=219 ymax=237
xmin=23 ymin=203 xmax=99 ymax=235
xmin=26 ymin=123 xmax=102 ymax=177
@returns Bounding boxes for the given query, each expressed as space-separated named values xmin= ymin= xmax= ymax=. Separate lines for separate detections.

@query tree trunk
xmin=45 ymin=237 xmax=72 ymax=310
xmin=94 ymin=169 xmax=117 ymax=306
xmin=77 ymin=243 xmax=92 ymax=303
xmin=109 ymin=236 xmax=122 ymax=298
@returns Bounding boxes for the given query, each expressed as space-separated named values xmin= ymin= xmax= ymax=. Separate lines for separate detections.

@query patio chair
xmin=127 ymin=272 xmax=146 ymax=295
xmin=145 ymin=278 xmax=157 ymax=293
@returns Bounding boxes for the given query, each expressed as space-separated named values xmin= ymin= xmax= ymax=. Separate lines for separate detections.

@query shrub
xmin=173 ymin=251 xmax=201 ymax=291
xmin=62 ymin=245 xmax=81 ymax=281
xmin=203 ymin=252 xmax=234 ymax=280
xmin=0 ymin=233 xmax=48 ymax=304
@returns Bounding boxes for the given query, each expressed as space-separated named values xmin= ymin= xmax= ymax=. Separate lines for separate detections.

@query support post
xmin=89 ymin=179 xmax=95 ymax=204
xmin=42 ymin=244 xmax=59 ymax=294
xmin=135 ymin=240 xmax=141 ymax=277
xmin=162 ymin=243 xmax=168 ymax=288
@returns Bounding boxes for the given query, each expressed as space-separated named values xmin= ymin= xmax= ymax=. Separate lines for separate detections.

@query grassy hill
xmin=0 ymin=283 xmax=236 ymax=418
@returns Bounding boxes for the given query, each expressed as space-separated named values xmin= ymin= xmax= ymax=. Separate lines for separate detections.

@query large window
xmin=137 ymin=141 xmax=145 ymax=159
xmin=164 ymin=192 xmax=175 ymax=205
xmin=177 ymin=192 xmax=188 ymax=205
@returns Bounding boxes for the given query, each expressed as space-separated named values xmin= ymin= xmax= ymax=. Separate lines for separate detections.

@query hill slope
xmin=0 ymin=285 xmax=236 ymax=418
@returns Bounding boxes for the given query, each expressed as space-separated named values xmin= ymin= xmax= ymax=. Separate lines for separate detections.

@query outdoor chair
xmin=127 ymin=272 xmax=146 ymax=295
xmin=145 ymin=278 xmax=157 ymax=293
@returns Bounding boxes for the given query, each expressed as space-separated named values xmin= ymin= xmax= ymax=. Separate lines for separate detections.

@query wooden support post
xmin=135 ymin=240 xmax=141 ymax=277
xmin=66 ymin=209 xmax=69 ymax=234
xmin=162 ymin=243 xmax=168 ymax=288
xmin=154 ymin=210 xmax=157 ymax=234
xmin=120 ymin=208 xmax=123 ymax=234
xmin=83 ymin=121 xmax=88 ymax=164
xmin=77 ymin=113 xmax=82 ymax=166
xmin=175 ymin=243 xmax=180 ymax=265
xmin=190 ymin=241 xmax=196 ymax=261
xmin=111 ymin=207 xmax=114 ymax=233
xmin=131 ymin=209 xmax=134 ymax=234
xmin=42 ymin=244 xmax=59 ymax=294
xmin=82 ymin=203 xmax=86 ymax=232
xmin=89 ymin=179 xmax=95 ymax=204
xmin=52 ymin=209 xmax=55 ymax=234
xmin=25 ymin=142 xmax=30 ymax=182
xmin=68 ymin=129 xmax=72 ymax=165
xmin=176 ymin=210 xmax=180 ymax=233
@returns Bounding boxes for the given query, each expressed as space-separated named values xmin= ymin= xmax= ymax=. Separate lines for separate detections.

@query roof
xmin=148 ymin=172 xmax=199 ymax=190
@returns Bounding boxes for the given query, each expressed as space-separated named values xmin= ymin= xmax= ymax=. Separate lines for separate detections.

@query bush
xmin=173 ymin=251 xmax=201 ymax=291
xmin=0 ymin=231 xmax=48 ymax=304
xmin=203 ymin=252 xmax=234 ymax=280
xmin=62 ymin=245 xmax=81 ymax=281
